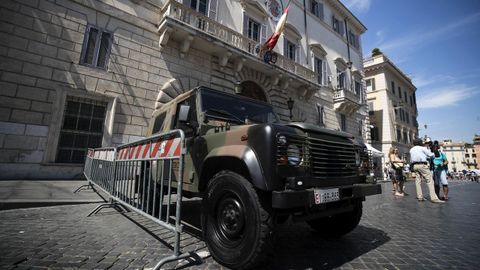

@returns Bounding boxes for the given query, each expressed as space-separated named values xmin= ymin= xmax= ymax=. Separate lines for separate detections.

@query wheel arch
xmin=199 ymin=146 xmax=267 ymax=192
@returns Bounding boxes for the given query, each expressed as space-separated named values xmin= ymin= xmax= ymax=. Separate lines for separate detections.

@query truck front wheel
xmin=202 ymin=170 xmax=273 ymax=269
xmin=307 ymin=199 xmax=362 ymax=237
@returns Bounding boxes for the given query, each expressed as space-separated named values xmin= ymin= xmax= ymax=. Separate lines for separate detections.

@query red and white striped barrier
xmin=92 ymin=149 xmax=116 ymax=161
xmin=116 ymin=137 xmax=182 ymax=160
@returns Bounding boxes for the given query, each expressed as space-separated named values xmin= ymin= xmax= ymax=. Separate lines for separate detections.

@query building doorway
xmin=239 ymin=81 xmax=267 ymax=102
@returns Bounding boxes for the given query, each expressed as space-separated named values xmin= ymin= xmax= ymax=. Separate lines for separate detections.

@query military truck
xmin=147 ymin=86 xmax=381 ymax=269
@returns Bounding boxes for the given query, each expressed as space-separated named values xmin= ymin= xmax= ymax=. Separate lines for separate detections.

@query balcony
xmin=158 ymin=0 xmax=317 ymax=95
xmin=333 ymin=87 xmax=362 ymax=114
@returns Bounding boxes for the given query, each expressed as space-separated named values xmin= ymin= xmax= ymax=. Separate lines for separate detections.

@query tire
xmin=202 ymin=170 xmax=274 ymax=269
xmin=307 ymin=199 xmax=362 ymax=238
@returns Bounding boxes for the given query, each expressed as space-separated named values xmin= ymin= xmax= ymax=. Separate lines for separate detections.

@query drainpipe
xmin=344 ymin=18 xmax=352 ymax=92
xmin=303 ymin=0 xmax=310 ymax=66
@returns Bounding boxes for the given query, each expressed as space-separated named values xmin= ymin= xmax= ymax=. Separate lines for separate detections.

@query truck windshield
xmin=201 ymin=90 xmax=278 ymax=124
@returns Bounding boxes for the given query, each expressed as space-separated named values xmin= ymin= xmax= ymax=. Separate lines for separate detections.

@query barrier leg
xmin=152 ymin=252 xmax=202 ymax=270
xmin=73 ymin=183 xmax=93 ymax=193
xmin=87 ymin=201 xmax=127 ymax=217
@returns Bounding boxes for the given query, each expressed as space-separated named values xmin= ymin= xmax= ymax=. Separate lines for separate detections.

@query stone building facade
xmin=474 ymin=134 xmax=480 ymax=169
xmin=0 ymin=0 xmax=367 ymax=179
xmin=364 ymin=53 xmax=418 ymax=177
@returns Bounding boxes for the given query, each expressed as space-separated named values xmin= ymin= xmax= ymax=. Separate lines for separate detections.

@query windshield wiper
xmin=204 ymin=109 xmax=245 ymax=124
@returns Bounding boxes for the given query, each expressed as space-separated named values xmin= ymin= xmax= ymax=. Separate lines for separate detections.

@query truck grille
xmin=306 ymin=136 xmax=357 ymax=179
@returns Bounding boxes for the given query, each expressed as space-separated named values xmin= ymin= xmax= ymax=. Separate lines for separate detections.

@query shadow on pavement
xmin=94 ymin=197 xmax=390 ymax=270
xmin=268 ymin=225 xmax=391 ymax=270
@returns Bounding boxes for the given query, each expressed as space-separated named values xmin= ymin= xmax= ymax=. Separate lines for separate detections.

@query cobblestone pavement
xmin=1 ymin=180 xmax=479 ymax=270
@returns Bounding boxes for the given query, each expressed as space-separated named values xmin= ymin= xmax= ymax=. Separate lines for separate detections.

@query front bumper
xmin=272 ymin=183 xmax=382 ymax=209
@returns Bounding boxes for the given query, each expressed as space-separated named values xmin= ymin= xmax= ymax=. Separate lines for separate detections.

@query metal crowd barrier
xmin=83 ymin=129 xmax=192 ymax=269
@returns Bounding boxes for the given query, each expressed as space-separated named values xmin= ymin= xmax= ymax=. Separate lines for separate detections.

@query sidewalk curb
xmin=0 ymin=200 xmax=105 ymax=211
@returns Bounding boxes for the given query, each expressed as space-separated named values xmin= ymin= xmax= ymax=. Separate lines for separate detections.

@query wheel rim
xmin=216 ymin=194 xmax=245 ymax=240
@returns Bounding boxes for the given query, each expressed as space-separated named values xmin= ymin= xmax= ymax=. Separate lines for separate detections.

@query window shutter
xmin=261 ymin=23 xmax=266 ymax=44
xmin=322 ymin=59 xmax=327 ymax=85
xmin=243 ymin=13 xmax=249 ymax=36
xmin=319 ymin=3 xmax=324 ymax=20
xmin=295 ymin=44 xmax=299 ymax=62
xmin=339 ymin=21 xmax=344 ymax=36
xmin=208 ymin=0 xmax=217 ymax=20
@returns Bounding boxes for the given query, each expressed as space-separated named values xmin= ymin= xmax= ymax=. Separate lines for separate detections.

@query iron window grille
xmin=80 ymin=25 xmax=113 ymax=69
xmin=56 ymin=96 xmax=107 ymax=163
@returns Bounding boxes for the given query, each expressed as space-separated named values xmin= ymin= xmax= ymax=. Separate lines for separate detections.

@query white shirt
xmin=410 ymin=145 xmax=434 ymax=163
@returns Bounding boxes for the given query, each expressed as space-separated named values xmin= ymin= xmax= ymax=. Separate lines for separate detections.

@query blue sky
xmin=341 ymin=0 xmax=480 ymax=143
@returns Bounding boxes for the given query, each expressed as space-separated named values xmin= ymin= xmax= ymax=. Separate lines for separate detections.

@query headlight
xmin=355 ymin=151 xmax=361 ymax=166
xmin=287 ymin=145 xmax=301 ymax=166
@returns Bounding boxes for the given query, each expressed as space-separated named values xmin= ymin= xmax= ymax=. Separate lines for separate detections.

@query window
xmin=284 ymin=39 xmax=297 ymax=61
xmin=403 ymin=131 xmax=408 ymax=143
xmin=316 ymin=104 xmax=324 ymax=126
xmin=340 ymin=114 xmax=346 ymax=131
xmin=398 ymin=87 xmax=402 ymax=98
xmin=410 ymin=95 xmax=413 ymax=106
xmin=247 ymin=17 xmax=261 ymax=42
xmin=56 ymin=97 xmax=107 ymax=163
xmin=397 ymin=128 xmax=402 ymax=142
xmin=466 ymin=154 xmax=470 ymax=158
xmin=404 ymin=91 xmax=408 ymax=103
xmin=189 ymin=0 xmax=208 ymax=15
xmin=371 ymin=126 xmax=379 ymax=141
xmin=310 ymin=0 xmax=324 ymax=19
xmin=243 ymin=14 xmax=266 ymax=53
xmin=368 ymin=102 xmax=374 ymax=115
xmin=391 ymin=81 xmax=395 ymax=94
xmin=406 ymin=112 xmax=410 ymax=124
xmin=80 ymin=25 xmax=112 ymax=69
xmin=358 ymin=120 xmax=363 ymax=136
xmin=174 ymin=95 xmax=198 ymax=137
xmin=337 ymin=69 xmax=345 ymax=89
xmin=314 ymin=57 xmax=323 ymax=84
xmin=354 ymin=80 xmax=362 ymax=96
xmin=332 ymin=16 xmax=343 ymax=36
xmin=348 ymin=30 xmax=360 ymax=49
xmin=366 ymin=78 xmax=375 ymax=91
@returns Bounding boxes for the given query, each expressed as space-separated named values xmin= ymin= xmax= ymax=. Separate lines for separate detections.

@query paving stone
xmin=0 ymin=181 xmax=479 ymax=270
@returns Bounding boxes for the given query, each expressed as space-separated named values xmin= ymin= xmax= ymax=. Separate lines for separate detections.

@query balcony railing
xmin=162 ymin=0 xmax=317 ymax=84
xmin=333 ymin=87 xmax=361 ymax=103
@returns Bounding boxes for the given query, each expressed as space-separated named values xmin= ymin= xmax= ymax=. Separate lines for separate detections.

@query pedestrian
xmin=432 ymin=142 xmax=449 ymax=200
xmin=389 ymin=147 xmax=406 ymax=196
xmin=409 ymin=138 xmax=445 ymax=203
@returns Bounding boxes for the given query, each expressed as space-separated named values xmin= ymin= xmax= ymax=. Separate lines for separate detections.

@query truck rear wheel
xmin=202 ymin=170 xmax=273 ymax=269
xmin=307 ymin=199 xmax=362 ymax=237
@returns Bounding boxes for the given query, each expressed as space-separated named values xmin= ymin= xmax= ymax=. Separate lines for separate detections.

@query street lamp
xmin=234 ymin=81 xmax=242 ymax=94
xmin=287 ymin=97 xmax=294 ymax=120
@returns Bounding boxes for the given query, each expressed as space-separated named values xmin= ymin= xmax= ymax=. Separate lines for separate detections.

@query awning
xmin=365 ymin=143 xmax=384 ymax=157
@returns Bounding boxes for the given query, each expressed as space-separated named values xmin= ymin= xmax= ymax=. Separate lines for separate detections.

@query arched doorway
xmin=239 ymin=81 xmax=267 ymax=102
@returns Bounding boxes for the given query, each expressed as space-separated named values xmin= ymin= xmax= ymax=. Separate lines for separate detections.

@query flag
xmin=263 ymin=1 xmax=291 ymax=51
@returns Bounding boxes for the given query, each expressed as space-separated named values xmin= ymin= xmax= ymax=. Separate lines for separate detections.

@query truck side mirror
xmin=178 ymin=105 xmax=190 ymax=122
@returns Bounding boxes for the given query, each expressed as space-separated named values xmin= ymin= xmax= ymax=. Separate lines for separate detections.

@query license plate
xmin=314 ymin=188 xmax=340 ymax=204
